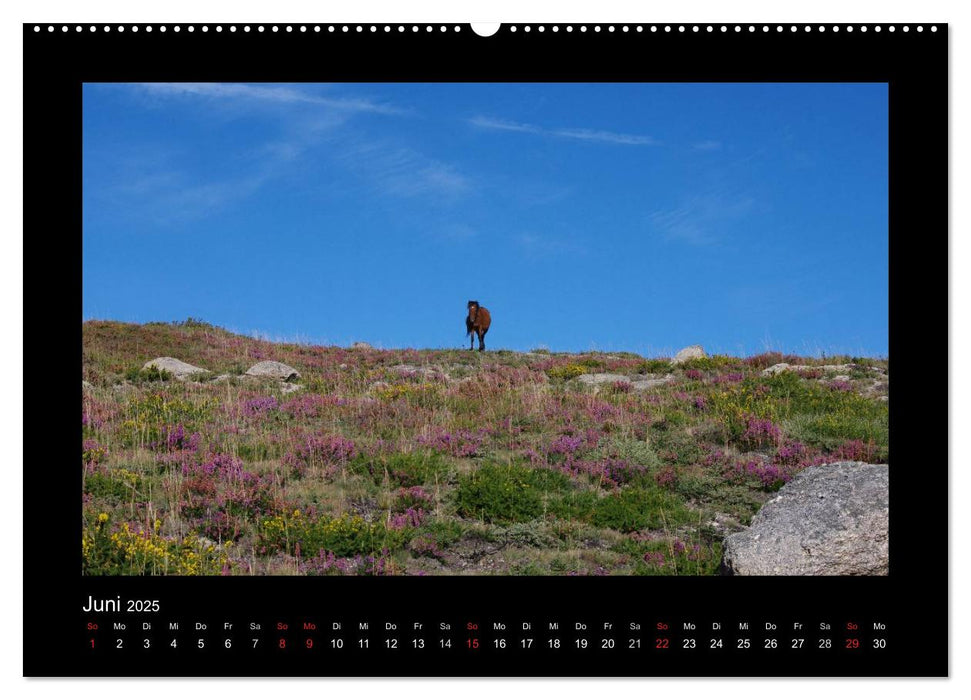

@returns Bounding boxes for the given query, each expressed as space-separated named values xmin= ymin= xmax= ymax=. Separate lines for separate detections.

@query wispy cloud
xmin=337 ymin=140 xmax=471 ymax=200
xmin=470 ymin=115 xmax=657 ymax=146
xmin=516 ymin=232 xmax=586 ymax=256
xmin=692 ymin=140 xmax=722 ymax=151
xmin=137 ymin=82 xmax=403 ymax=115
xmin=90 ymin=83 xmax=466 ymax=222
xmin=649 ymin=190 xmax=755 ymax=246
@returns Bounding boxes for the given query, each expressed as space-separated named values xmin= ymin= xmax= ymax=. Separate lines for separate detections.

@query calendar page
xmin=23 ymin=21 xmax=946 ymax=677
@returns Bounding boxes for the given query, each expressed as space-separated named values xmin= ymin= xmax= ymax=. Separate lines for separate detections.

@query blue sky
xmin=83 ymin=82 xmax=888 ymax=356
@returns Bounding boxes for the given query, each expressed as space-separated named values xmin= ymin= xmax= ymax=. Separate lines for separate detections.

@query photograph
xmin=80 ymin=81 xmax=889 ymax=577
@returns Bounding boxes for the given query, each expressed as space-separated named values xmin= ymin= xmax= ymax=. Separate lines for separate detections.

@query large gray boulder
xmin=143 ymin=357 xmax=208 ymax=380
xmin=352 ymin=341 xmax=373 ymax=349
xmin=672 ymin=345 xmax=706 ymax=364
xmin=722 ymin=462 xmax=888 ymax=576
xmin=245 ymin=360 xmax=301 ymax=381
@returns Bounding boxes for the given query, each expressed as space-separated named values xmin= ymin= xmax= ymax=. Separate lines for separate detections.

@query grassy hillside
xmin=81 ymin=320 xmax=889 ymax=576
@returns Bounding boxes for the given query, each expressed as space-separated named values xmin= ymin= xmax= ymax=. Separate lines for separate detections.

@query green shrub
xmin=177 ymin=317 xmax=217 ymax=329
xmin=124 ymin=365 xmax=173 ymax=383
xmin=455 ymin=463 xmax=568 ymax=524
xmin=591 ymin=486 xmax=691 ymax=532
xmin=547 ymin=490 xmax=598 ymax=520
xmin=637 ymin=359 xmax=672 ymax=374
xmin=415 ymin=519 xmax=466 ymax=547
xmin=259 ymin=511 xmax=409 ymax=558
xmin=785 ymin=412 xmax=889 ymax=456
xmin=84 ymin=468 xmax=141 ymax=500
xmin=678 ymin=355 xmax=741 ymax=373
xmin=349 ymin=451 xmax=453 ymax=488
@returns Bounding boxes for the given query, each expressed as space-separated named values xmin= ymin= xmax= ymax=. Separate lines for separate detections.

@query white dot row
xmin=33 ymin=25 xmax=463 ymax=33
xmin=32 ymin=24 xmax=939 ymax=34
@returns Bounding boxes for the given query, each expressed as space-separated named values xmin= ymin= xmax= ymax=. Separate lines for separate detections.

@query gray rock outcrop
xmin=352 ymin=342 xmax=373 ymax=349
xmin=143 ymin=357 xmax=209 ymax=380
xmin=577 ymin=373 xmax=631 ymax=386
xmin=245 ymin=360 xmax=301 ymax=381
xmin=672 ymin=345 xmax=706 ymax=364
xmin=631 ymin=374 xmax=676 ymax=391
xmin=721 ymin=462 xmax=889 ymax=576
xmin=576 ymin=373 xmax=676 ymax=391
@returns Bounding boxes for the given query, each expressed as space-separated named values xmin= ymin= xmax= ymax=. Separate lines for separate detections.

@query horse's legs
xmin=478 ymin=329 xmax=487 ymax=352
xmin=470 ymin=333 xmax=475 ymax=351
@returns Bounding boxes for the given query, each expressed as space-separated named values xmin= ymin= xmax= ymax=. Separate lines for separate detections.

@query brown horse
xmin=466 ymin=300 xmax=491 ymax=351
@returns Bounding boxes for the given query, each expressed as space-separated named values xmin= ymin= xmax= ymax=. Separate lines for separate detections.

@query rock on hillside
xmin=352 ymin=341 xmax=373 ymax=349
xmin=577 ymin=373 xmax=676 ymax=391
xmin=761 ymin=362 xmax=888 ymax=377
xmin=721 ymin=462 xmax=888 ymax=576
xmin=672 ymin=345 xmax=705 ymax=364
xmin=577 ymin=373 xmax=630 ymax=386
xmin=143 ymin=357 xmax=209 ymax=380
xmin=245 ymin=360 xmax=301 ymax=381
xmin=631 ymin=374 xmax=676 ymax=390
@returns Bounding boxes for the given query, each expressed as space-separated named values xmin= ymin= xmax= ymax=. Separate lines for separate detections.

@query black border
xmin=24 ymin=22 xmax=947 ymax=677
